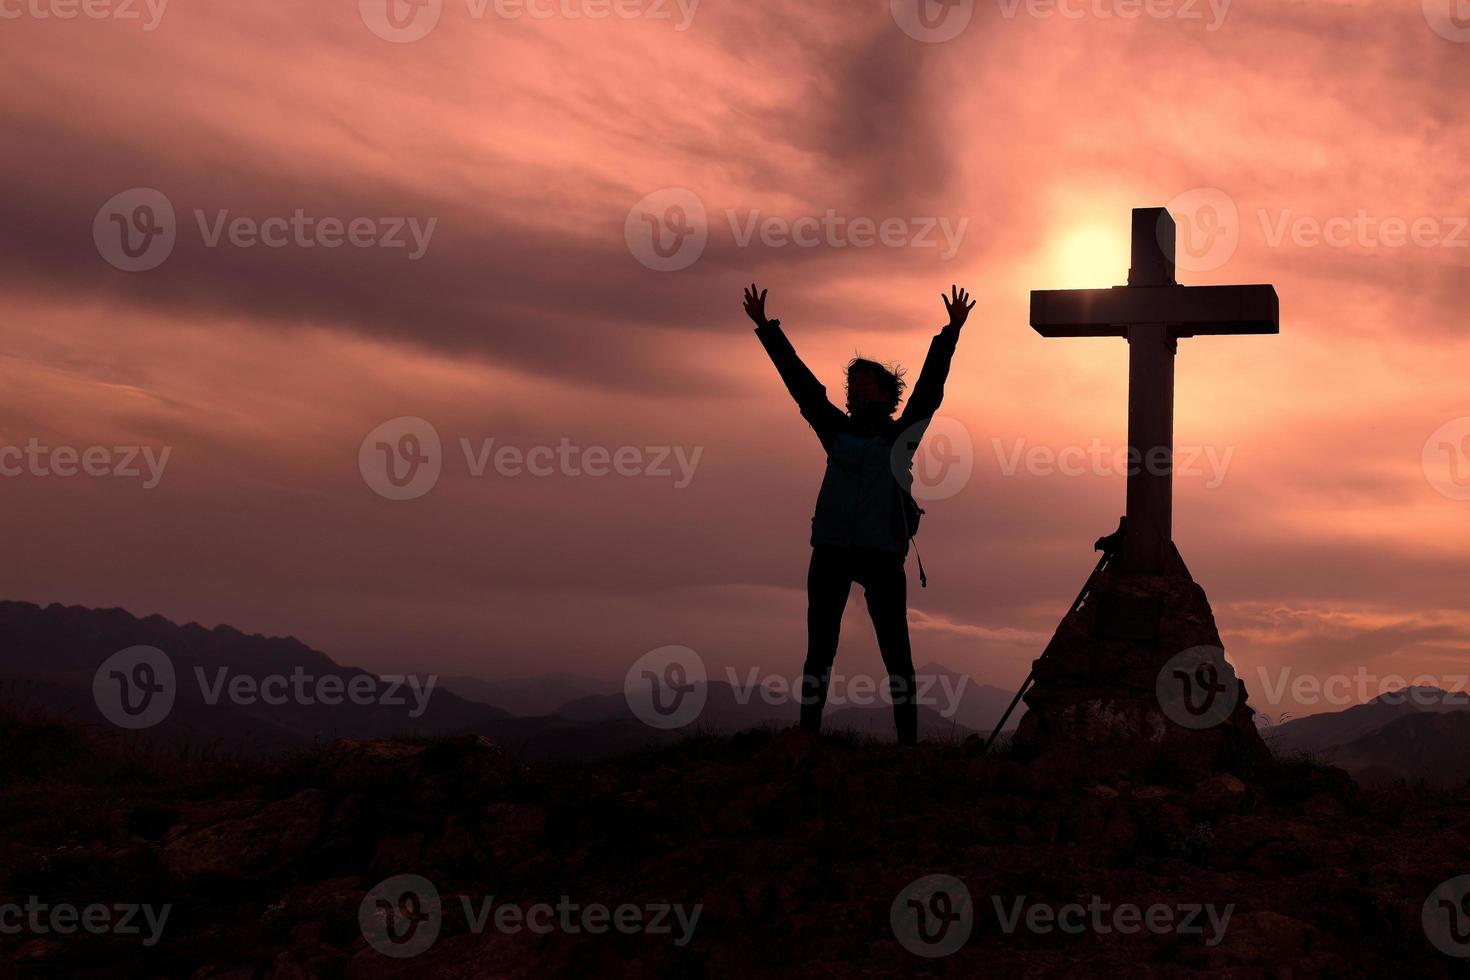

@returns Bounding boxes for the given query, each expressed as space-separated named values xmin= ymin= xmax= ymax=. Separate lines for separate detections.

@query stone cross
xmin=1030 ymin=207 xmax=1279 ymax=573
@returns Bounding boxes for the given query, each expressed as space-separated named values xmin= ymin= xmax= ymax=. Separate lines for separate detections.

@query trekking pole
xmin=982 ymin=519 xmax=1125 ymax=754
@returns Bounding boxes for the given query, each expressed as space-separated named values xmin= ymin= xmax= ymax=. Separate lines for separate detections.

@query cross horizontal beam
xmin=1031 ymin=284 xmax=1280 ymax=338
xmin=1029 ymin=207 xmax=1280 ymax=573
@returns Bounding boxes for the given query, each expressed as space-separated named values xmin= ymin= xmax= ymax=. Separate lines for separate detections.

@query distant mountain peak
xmin=1369 ymin=685 xmax=1470 ymax=708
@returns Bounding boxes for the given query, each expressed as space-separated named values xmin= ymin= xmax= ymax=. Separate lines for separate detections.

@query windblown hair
xmin=845 ymin=356 xmax=906 ymax=417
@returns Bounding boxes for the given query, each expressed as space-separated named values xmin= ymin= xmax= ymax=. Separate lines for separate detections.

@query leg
xmin=802 ymin=546 xmax=851 ymax=734
xmin=859 ymin=551 xmax=917 ymax=745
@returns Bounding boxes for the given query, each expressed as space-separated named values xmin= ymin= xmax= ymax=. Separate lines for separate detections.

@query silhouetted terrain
xmin=2 ymin=706 xmax=1466 ymax=977
xmin=0 ymin=600 xmax=508 ymax=753
xmin=1316 ymin=711 xmax=1470 ymax=788
xmin=912 ymin=660 xmax=1029 ymax=732
xmin=10 ymin=599 xmax=1470 ymax=793
xmin=0 ymin=602 xmax=1018 ymax=762
xmin=1268 ymin=688 xmax=1470 ymax=786
xmin=440 ymin=674 xmax=619 ymax=718
xmin=551 ymin=680 xmax=984 ymax=740
xmin=4 ymin=602 xmax=1470 ymax=974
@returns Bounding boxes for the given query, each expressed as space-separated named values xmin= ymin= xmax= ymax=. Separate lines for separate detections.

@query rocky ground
xmin=1 ymin=710 xmax=1467 ymax=978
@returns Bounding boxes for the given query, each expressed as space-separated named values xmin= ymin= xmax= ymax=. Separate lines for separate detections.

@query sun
xmin=1046 ymin=224 xmax=1131 ymax=290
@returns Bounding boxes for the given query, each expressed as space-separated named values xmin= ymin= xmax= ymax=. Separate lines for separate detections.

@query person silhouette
xmin=743 ymin=283 xmax=974 ymax=745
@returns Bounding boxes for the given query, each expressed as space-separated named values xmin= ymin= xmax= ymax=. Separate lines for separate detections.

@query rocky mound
xmin=1 ymin=715 xmax=1467 ymax=978
xmin=1015 ymin=563 xmax=1270 ymax=780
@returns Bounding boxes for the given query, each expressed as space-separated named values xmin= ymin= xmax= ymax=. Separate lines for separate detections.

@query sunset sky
xmin=3 ymin=0 xmax=1469 ymax=717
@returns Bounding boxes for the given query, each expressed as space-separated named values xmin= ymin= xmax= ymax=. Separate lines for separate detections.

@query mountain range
xmin=0 ymin=601 xmax=1023 ymax=761
xmin=1266 ymin=686 xmax=1470 ymax=786
xmin=10 ymin=598 xmax=1463 ymax=785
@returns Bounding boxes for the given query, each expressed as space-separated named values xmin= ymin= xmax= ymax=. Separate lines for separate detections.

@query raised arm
xmin=897 ymin=285 xmax=974 ymax=428
xmin=744 ymin=284 xmax=845 ymax=439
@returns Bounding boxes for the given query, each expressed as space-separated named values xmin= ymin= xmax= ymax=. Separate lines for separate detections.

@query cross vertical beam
xmin=1125 ymin=322 xmax=1175 ymax=571
xmin=1129 ymin=206 xmax=1176 ymax=288
xmin=1124 ymin=208 xmax=1177 ymax=572
xmin=1029 ymin=206 xmax=1280 ymax=575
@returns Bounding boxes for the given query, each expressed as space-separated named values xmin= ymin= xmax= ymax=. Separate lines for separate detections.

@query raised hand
xmin=743 ymin=283 xmax=778 ymax=328
xmin=942 ymin=284 xmax=975 ymax=331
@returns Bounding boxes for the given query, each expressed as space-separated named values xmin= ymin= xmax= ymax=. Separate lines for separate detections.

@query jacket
xmin=755 ymin=319 xmax=960 ymax=554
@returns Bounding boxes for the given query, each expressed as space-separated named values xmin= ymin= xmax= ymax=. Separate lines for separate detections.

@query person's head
xmin=845 ymin=357 xmax=905 ymax=418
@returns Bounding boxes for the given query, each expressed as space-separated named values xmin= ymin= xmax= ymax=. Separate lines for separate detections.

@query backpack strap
xmin=897 ymin=484 xmax=928 ymax=588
